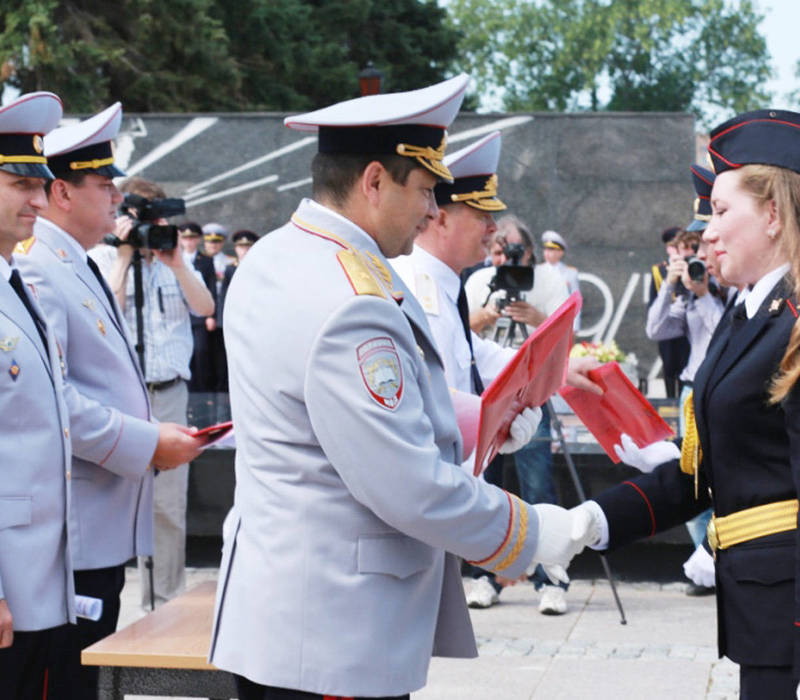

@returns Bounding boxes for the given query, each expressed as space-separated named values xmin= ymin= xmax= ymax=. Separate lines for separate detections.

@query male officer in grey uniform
xmin=210 ymin=75 xmax=598 ymax=700
xmin=0 ymin=91 xmax=75 ymax=700
xmin=15 ymin=102 xmax=203 ymax=699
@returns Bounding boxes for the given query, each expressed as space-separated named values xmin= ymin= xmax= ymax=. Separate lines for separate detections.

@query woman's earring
xmin=767 ymin=229 xmax=777 ymax=239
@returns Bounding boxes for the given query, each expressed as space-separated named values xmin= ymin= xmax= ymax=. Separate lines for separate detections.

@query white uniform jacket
xmin=15 ymin=219 xmax=159 ymax=570
xmin=392 ymin=245 xmax=513 ymax=393
xmin=0 ymin=262 xmax=74 ymax=630
xmin=209 ymin=199 xmax=540 ymax=697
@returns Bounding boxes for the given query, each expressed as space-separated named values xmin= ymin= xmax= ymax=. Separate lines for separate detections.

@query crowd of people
xmin=2 ymin=73 xmax=800 ymax=700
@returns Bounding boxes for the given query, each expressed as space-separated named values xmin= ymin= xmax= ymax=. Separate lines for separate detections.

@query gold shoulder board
xmin=14 ymin=236 xmax=36 ymax=255
xmin=337 ymin=249 xmax=386 ymax=299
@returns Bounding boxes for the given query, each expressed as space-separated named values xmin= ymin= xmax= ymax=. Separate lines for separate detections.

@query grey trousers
xmin=138 ymin=379 xmax=189 ymax=608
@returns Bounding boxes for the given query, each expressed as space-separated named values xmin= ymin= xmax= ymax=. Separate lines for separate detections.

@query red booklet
xmin=193 ymin=420 xmax=235 ymax=448
xmin=473 ymin=292 xmax=581 ymax=475
xmin=558 ymin=361 xmax=674 ymax=462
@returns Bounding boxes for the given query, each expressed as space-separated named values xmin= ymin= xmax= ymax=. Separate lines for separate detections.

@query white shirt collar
xmin=0 ymin=254 xmax=11 ymax=282
xmin=411 ymin=244 xmax=461 ymax=302
xmin=37 ymin=216 xmax=88 ymax=261
xmin=744 ymin=263 xmax=791 ymax=319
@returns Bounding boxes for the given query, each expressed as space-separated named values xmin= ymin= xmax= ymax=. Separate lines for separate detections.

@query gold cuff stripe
xmin=679 ymin=390 xmax=702 ymax=476
xmin=0 ymin=154 xmax=47 ymax=164
xmin=494 ymin=495 xmax=529 ymax=572
xmin=708 ymin=499 xmax=798 ymax=551
xmin=70 ymin=156 xmax=114 ymax=170
xmin=469 ymin=494 xmax=517 ymax=568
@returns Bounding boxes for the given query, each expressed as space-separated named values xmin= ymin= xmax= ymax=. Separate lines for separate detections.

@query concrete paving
xmin=118 ymin=567 xmax=737 ymax=699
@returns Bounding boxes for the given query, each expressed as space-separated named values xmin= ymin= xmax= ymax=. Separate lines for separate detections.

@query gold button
xmin=64 ymin=427 xmax=69 ymax=438
xmin=66 ymin=470 xmax=71 ymax=480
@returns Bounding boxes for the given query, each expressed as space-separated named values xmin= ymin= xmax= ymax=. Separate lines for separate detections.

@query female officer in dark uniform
xmin=570 ymin=110 xmax=800 ymax=699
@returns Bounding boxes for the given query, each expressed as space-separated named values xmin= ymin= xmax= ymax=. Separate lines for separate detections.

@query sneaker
xmin=466 ymin=576 xmax=500 ymax=609
xmin=538 ymin=585 xmax=567 ymax=615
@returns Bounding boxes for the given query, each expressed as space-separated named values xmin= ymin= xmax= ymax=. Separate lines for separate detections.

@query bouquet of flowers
xmin=569 ymin=340 xmax=627 ymax=363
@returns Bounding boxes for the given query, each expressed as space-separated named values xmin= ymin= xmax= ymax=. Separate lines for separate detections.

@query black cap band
xmin=48 ymin=141 xmax=125 ymax=178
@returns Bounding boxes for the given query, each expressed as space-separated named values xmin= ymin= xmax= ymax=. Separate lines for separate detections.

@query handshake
xmin=523 ymin=433 xmax=681 ymax=583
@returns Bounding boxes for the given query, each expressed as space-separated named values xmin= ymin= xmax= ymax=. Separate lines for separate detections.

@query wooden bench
xmin=81 ymin=580 xmax=236 ymax=699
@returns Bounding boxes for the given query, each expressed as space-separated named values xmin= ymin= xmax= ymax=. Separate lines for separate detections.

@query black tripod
xmin=131 ymin=249 xmax=157 ymax=612
xmin=491 ymin=303 xmax=627 ymax=624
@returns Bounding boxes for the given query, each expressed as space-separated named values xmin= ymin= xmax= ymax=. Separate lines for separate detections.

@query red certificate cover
xmin=473 ymin=292 xmax=581 ymax=475
xmin=558 ymin=362 xmax=674 ymax=462
xmin=193 ymin=420 xmax=234 ymax=448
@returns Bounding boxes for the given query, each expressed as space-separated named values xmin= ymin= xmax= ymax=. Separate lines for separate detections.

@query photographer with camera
xmin=103 ymin=176 xmax=214 ymax=613
xmin=15 ymin=104 xmax=206 ymax=699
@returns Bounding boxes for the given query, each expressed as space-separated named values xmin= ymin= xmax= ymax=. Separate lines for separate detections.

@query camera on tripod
xmin=104 ymin=193 xmax=186 ymax=251
xmin=487 ymin=242 xmax=534 ymax=309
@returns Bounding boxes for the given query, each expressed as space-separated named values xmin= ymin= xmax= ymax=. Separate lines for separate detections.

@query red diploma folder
xmin=193 ymin=420 xmax=234 ymax=448
xmin=473 ymin=292 xmax=581 ymax=476
xmin=558 ymin=361 xmax=674 ymax=462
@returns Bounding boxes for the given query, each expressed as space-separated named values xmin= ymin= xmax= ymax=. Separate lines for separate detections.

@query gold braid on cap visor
xmin=396 ymin=135 xmax=453 ymax=182
xmin=70 ymin=156 xmax=115 ymax=170
xmin=0 ymin=154 xmax=47 ymax=164
xmin=449 ymin=174 xmax=507 ymax=211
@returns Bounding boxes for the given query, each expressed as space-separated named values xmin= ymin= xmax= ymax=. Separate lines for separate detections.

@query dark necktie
xmin=9 ymin=269 xmax=48 ymax=351
xmin=731 ymin=302 xmax=748 ymax=329
xmin=456 ymin=283 xmax=484 ymax=395
xmin=86 ymin=255 xmax=121 ymax=326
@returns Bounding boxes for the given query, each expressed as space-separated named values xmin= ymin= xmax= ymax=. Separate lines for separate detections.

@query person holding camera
xmin=14 ymin=105 xmax=206 ymax=699
xmin=103 ymin=175 xmax=214 ymax=614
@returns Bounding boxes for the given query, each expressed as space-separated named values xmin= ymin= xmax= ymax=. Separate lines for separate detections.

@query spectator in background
xmin=202 ymin=222 xmax=234 ymax=392
xmin=464 ymin=213 xmax=573 ymax=615
xmin=649 ymin=226 xmax=690 ymax=398
xmin=221 ymin=230 xmax=259 ymax=321
xmin=468 ymin=230 xmax=506 ymax=334
xmin=541 ymin=230 xmax=581 ymax=330
xmin=105 ymin=176 xmax=214 ymax=610
xmin=179 ymin=222 xmax=216 ymax=392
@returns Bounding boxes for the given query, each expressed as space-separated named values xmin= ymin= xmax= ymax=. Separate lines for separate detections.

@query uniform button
xmin=64 ymin=427 xmax=70 ymax=438
xmin=66 ymin=470 xmax=71 ymax=480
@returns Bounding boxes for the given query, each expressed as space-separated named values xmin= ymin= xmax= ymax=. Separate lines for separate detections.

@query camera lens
xmin=686 ymin=256 xmax=706 ymax=282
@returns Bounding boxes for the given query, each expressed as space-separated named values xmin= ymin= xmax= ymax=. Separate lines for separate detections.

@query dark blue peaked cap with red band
xmin=708 ymin=109 xmax=800 ymax=175
xmin=686 ymin=164 xmax=714 ymax=232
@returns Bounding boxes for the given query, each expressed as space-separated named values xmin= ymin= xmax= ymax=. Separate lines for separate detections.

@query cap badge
xmin=8 ymin=358 xmax=20 ymax=381
xmin=32 ymin=135 xmax=44 ymax=154
xmin=357 ymin=336 xmax=404 ymax=411
xmin=0 ymin=336 xmax=19 ymax=352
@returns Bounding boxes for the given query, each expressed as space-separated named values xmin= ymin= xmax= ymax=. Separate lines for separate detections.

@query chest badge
xmin=97 ymin=318 xmax=106 ymax=336
xmin=8 ymin=359 xmax=20 ymax=381
xmin=357 ymin=336 xmax=403 ymax=411
xmin=0 ymin=336 xmax=19 ymax=352
xmin=768 ymin=298 xmax=783 ymax=314
xmin=82 ymin=299 xmax=95 ymax=311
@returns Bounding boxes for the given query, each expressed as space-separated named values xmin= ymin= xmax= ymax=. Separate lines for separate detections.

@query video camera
xmin=487 ymin=242 xmax=534 ymax=308
xmin=104 ymin=193 xmax=186 ymax=251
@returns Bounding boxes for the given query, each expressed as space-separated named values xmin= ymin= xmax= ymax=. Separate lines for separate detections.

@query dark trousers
xmin=189 ymin=323 xmax=210 ymax=391
xmin=0 ymin=624 xmax=68 ymax=700
xmin=49 ymin=565 xmax=126 ymax=700
xmin=235 ymin=675 xmax=409 ymax=700
xmin=739 ymin=664 xmax=794 ymax=699
xmin=207 ymin=327 xmax=228 ymax=392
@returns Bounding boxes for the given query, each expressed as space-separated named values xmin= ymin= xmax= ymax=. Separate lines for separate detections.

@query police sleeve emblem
xmin=357 ymin=336 xmax=403 ymax=410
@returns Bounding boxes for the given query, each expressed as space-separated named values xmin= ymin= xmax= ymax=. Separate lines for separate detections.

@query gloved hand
xmin=499 ymin=407 xmax=542 ymax=454
xmin=613 ymin=433 xmax=680 ymax=473
xmin=526 ymin=502 xmax=604 ymax=584
xmin=683 ymin=543 xmax=715 ymax=588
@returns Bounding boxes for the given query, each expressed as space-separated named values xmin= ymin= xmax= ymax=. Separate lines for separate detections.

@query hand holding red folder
xmin=558 ymin=362 xmax=674 ymax=462
xmin=472 ymin=292 xmax=581 ymax=475
xmin=193 ymin=420 xmax=235 ymax=449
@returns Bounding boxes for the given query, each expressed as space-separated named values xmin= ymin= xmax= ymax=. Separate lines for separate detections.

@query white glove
xmin=499 ymin=407 xmax=542 ymax=454
xmin=526 ymin=502 xmax=604 ymax=584
xmin=613 ymin=433 xmax=680 ymax=473
xmin=682 ymin=543 xmax=715 ymax=588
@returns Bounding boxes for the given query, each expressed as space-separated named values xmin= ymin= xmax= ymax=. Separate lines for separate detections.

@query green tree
xmin=447 ymin=0 xmax=772 ymax=125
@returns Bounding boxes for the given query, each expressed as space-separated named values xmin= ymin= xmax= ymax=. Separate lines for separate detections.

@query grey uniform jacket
xmin=0 ymin=266 xmax=74 ymax=630
xmin=16 ymin=220 xmax=159 ymax=570
xmin=209 ymin=199 xmax=540 ymax=697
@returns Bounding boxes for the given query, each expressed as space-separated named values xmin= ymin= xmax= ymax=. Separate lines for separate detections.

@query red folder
xmin=193 ymin=420 xmax=234 ymax=447
xmin=473 ymin=292 xmax=581 ymax=475
xmin=558 ymin=362 xmax=674 ymax=462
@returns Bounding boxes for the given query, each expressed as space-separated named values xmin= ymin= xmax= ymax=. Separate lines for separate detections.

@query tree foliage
xmin=0 ymin=0 xmax=459 ymax=112
xmin=447 ymin=0 xmax=772 ymax=125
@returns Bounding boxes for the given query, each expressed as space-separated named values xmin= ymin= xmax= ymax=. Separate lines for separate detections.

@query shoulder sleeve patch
xmin=14 ymin=236 xmax=36 ymax=255
xmin=337 ymin=249 xmax=386 ymax=299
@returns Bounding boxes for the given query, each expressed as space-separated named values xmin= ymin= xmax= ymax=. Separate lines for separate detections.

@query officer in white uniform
xmin=0 ymin=92 xmax=75 ymax=700
xmin=541 ymin=229 xmax=581 ymax=330
xmin=15 ymin=103 xmax=203 ymax=699
xmin=209 ymin=76 xmax=596 ymax=700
